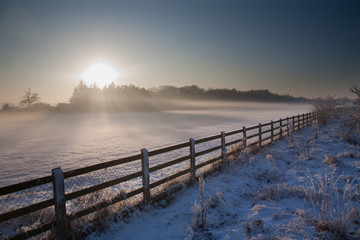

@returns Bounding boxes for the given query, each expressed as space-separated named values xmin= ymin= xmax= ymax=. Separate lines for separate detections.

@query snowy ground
xmin=88 ymin=109 xmax=360 ymax=240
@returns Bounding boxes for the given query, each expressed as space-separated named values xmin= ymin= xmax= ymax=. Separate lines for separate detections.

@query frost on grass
xmin=88 ymin=107 xmax=359 ymax=240
xmin=299 ymin=170 xmax=360 ymax=239
xmin=186 ymin=108 xmax=359 ymax=240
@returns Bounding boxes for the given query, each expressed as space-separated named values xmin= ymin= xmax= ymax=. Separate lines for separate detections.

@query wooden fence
xmin=0 ymin=112 xmax=316 ymax=239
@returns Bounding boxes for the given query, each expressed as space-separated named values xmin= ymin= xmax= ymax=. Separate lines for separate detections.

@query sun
xmin=81 ymin=62 xmax=119 ymax=88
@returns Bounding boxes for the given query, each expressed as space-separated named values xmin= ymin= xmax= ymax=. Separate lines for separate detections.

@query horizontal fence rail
xmin=0 ymin=112 xmax=316 ymax=239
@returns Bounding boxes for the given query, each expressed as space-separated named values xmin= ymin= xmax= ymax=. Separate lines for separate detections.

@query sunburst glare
xmin=80 ymin=62 xmax=119 ymax=88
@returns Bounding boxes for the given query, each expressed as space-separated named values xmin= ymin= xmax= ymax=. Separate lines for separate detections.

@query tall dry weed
xmin=192 ymin=175 xmax=207 ymax=229
xmin=299 ymin=169 xmax=359 ymax=239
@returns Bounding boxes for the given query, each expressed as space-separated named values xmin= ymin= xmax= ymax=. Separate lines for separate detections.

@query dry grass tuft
xmin=227 ymin=140 xmax=245 ymax=157
xmin=312 ymin=123 xmax=319 ymax=139
xmin=256 ymin=183 xmax=306 ymax=202
xmin=299 ymin=169 xmax=360 ymax=239
xmin=323 ymin=156 xmax=338 ymax=166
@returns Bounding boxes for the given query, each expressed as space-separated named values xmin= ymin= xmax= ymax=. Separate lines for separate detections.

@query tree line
xmin=152 ymin=85 xmax=307 ymax=102
xmin=5 ymin=82 xmax=358 ymax=113
xmin=63 ymin=81 xmax=309 ymax=111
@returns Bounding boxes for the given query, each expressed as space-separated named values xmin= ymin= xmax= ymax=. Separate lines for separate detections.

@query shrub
xmin=311 ymin=96 xmax=336 ymax=125
xmin=2 ymin=103 xmax=11 ymax=111
xmin=28 ymin=102 xmax=54 ymax=111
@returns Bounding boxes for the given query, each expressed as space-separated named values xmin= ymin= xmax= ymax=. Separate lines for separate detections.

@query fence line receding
xmin=0 ymin=112 xmax=316 ymax=239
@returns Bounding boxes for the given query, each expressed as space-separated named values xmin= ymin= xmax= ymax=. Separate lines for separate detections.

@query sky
xmin=0 ymin=0 xmax=359 ymax=105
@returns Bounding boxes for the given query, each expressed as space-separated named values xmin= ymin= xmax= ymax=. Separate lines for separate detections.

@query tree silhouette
xmin=69 ymin=80 xmax=88 ymax=104
xmin=349 ymin=85 xmax=360 ymax=106
xmin=2 ymin=103 xmax=10 ymax=111
xmin=19 ymin=88 xmax=40 ymax=108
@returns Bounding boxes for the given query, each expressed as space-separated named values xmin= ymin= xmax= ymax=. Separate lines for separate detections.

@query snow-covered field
xmin=88 ymin=108 xmax=360 ymax=240
xmin=0 ymin=102 xmax=309 ymax=187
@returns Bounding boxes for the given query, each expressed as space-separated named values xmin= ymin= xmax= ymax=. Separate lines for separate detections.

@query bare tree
xmin=19 ymin=88 xmax=40 ymax=108
xmin=349 ymin=85 xmax=360 ymax=106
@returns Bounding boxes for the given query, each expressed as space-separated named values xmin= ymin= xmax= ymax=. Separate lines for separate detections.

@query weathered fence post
xmin=279 ymin=118 xmax=283 ymax=138
xmin=298 ymin=115 xmax=300 ymax=129
xmin=52 ymin=168 xmax=67 ymax=240
xmin=270 ymin=121 xmax=274 ymax=142
xmin=189 ymin=138 xmax=196 ymax=184
xmin=292 ymin=115 xmax=295 ymax=130
xmin=221 ymin=131 xmax=226 ymax=161
xmin=286 ymin=117 xmax=289 ymax=136
xmin=243 ymin=126 xmax=247 ymax=148
xmin=141 ymin=148 xmax=150 ymax=204
xmin=302 ymin=114 xmax=305 ymax=128
xmin=258 ymin=123 xmax=262 ymax=146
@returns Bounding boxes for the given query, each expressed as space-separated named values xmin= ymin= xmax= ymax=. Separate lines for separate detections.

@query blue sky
xmin=0 ymin=0 xmax=359 ymax=104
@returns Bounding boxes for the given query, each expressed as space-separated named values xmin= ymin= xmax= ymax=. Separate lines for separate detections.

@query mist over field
xmin=1 ymin=1 xmax=360 ymax=239
xmin=0 ymin=101 xmax=310 ymax=187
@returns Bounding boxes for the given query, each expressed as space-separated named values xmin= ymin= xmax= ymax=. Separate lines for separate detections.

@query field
xmin=0 ymin=102 xmax=309 ymax=187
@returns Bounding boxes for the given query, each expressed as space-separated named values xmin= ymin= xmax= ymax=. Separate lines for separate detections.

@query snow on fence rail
xmin=0 ymin=112 xmax=316 ymax=239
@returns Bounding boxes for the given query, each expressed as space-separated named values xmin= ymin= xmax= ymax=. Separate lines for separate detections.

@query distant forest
xmin=150 ymin=84 xmax=307 ymax=102
xmin=2 ymin=81 xmax=309 ymax=112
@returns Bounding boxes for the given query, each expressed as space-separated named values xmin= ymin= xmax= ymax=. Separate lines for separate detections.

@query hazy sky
xmin=0 ymin=0 xmax=359 ymax=104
